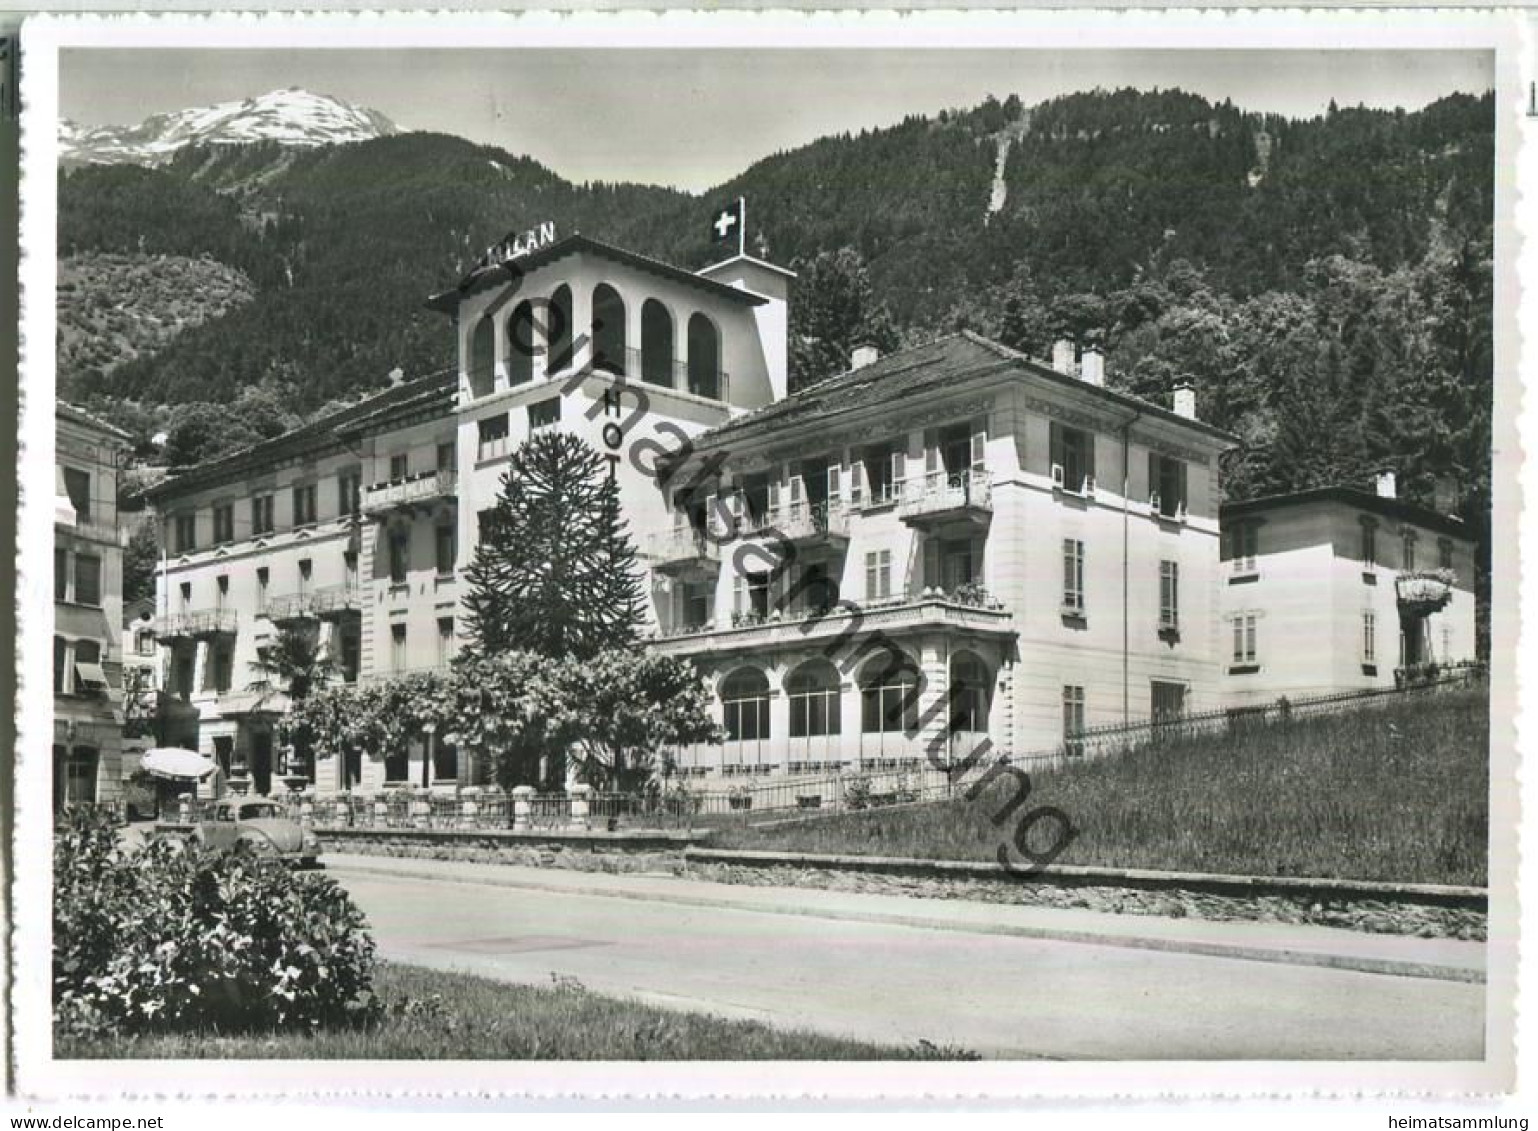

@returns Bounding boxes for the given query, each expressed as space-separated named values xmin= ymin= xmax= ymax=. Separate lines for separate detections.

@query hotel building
xmin=54 ymin=403 xmax=131 ymax=807
xmin=1219 ymin=478 xmax=1478 ymax=703
xmin=143 ymin=230 xmax=1253 ymax=791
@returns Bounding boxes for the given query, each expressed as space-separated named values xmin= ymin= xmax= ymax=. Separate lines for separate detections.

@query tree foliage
xmin=463 ymin=431 xmax=646 ymax=661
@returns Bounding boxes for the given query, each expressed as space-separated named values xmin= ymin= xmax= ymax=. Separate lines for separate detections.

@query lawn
xmin=56 ymin=961 xmax=977 ymax=1060
xmin=709 ymin=688 xmax=1489 ymax=886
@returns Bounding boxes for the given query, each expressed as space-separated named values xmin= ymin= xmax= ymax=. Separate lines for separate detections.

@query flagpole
xmin=738 ymin=195 xmax=746 ymax=258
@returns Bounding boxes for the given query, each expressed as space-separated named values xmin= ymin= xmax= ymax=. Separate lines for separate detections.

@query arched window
xmin=949 ymin=652 xmax=992 ymax=735
xmin=468 ymin=315 xmax=495 ymax=398
xmin=860 ymin=651 xmax=920 ymax=734
xmin=720 ymin=667 xmax=771 ymax=742
xmin=507 ymin=300 xmax=536 ymax=387
xmin=592 ymin=284 xmax=627 ymax=375
xmin=787 ymin=660 xmax=841 ymax=738
xmin=547 ymin=285 xmax=573 ymax=373
xmin=687 ymin=313 xmax=721 ymax=400
xmin=642 ymin=299 xmax=674 ymax=387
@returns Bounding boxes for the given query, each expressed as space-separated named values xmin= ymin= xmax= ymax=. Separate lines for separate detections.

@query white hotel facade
xmin=145 ymin=232 xmax=1252 ymax=793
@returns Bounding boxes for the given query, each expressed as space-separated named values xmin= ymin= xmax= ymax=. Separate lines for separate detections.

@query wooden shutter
xmin=827 ymin=464 xmax=842 ymax=506
xmin=850 ymin=460 xmax=864 ymax=505
xmin=890 ymin=449 xmax=907 ymax=499
xmin=971 ymin=423 xmax=987 ymax=471
xmin=924 ymin=429 xmax=941 ymax=478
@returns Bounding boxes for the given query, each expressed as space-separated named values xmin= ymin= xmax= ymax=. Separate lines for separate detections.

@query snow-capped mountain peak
xmin=60 ymin=87 xmax=397 ymax=166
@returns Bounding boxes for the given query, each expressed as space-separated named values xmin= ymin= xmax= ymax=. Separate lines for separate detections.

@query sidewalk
xmin=324 ymin=852 xmax=1486 ymax=984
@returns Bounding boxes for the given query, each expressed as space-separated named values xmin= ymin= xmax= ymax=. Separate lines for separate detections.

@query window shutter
xmin=971 ymin=424 xmax=987 ymax=471
xmin=787 ymin=475 xmax=803 ymax=517
xmin=827 ymin=464 xmax=842 ymax=506
xmin=924 ymin=429 xmax=940 ymax=477
xmin=703 ymin=493 xmax=718 ymax=537
xmin=850 ymin=461 xmax=864 ymax=505
xmin=768 ymin=479 xmax=781 ymax=520
xmin=1050 ymin=422 xmax=1064 ymax=474
xmin=891 ymin=449 xmax=907 ymax=494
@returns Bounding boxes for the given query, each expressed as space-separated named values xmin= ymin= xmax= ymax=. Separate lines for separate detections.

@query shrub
xmin=54 ymin=806 xmax=380 ymax=1040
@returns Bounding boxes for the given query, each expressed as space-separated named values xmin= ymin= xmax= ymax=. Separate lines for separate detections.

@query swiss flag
xmin=710 ymin=198 xmax=744 ymax=247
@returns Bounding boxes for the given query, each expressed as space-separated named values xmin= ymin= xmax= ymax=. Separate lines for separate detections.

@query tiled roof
xmin=695 ymin=331 xmax=1238 ymax=448
xmin=426 ymin=233 xmax=770 ymax=314
xmin=1221 ymin=486 xmax=1472 ymax=540
xmin=57 ymin=400 xmax=132 ymax=442
xmin=143 ymin=369 xmax=456 ymax=502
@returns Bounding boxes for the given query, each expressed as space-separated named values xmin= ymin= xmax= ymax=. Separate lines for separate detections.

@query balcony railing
xmin=652 ymin=586 xmax=1014 ymax=657
xmin=775 ymin=502 xmax=852 ymax=547
xmin=485 ymin=346 xmax=732 ymax=404
xmin=898 ymin=470 xmax=993 ymax=526
xmin=264 ymin=584 xmax=361 ymax=624
xmin=644 ymin=527 xmax=721 ymax=573
xmin=154 ymin=608 xmax=238 ymax=641
xmin=362 ymin=469 xmax=458 ymax=517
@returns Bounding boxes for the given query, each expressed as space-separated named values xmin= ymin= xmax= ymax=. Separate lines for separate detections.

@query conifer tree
xmin=463 ymin=430 xmax=646 ymax=661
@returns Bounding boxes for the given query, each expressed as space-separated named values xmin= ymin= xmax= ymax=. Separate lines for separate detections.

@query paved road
xmin=329 ymin=858 xmax=1485 ymax=1060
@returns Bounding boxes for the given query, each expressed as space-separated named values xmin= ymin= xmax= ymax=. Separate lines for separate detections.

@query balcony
xmin=652 ymin=587 xmax=1015 ymax=659
xmin=595 ymin=347 xmax=731 ymax=403
xmin=898 ymin=471 xmax=992 ymax=531
xmin=264 ymin=584 xmax=362 ymax=625
xmin=362 ymin=469 xmax=457 ymax=518
xmin=154 ymin=608 xmax=238 ymax=642
xmin=774 ymin=502 xmax=851 ymax=553
xmin=1395 ymin=569 xmax=1455 ymax=618
xmin=54 ymin=514 xmax=125 ymax=547
xmin=644 ymin=527 xmax=721 ymax=577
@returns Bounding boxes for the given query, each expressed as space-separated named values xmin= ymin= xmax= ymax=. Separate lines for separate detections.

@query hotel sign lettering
xmin=483 ymin=220 xmax=557 ymax=267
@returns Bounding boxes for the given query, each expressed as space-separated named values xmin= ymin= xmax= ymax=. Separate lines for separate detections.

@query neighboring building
xmin=1218 ymin=476 xmax=1478 ymax=704
xmin=120 ymin=594 xmax=161 ymax=763
xmin=647 ymin=333 xmax=1238 ymax=775
xmin=54 ymin=402 xmax=131 ymax=808
xmin=140 ymin=372 xmax=457 ymax=797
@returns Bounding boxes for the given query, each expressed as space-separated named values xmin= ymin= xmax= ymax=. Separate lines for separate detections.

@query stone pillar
xmin=460 ymin=785 xmax=480 ymax=830
xmin=511 ymin=785 xmax=534 ymax=831
xmin=839 ymin=679 xmax=862 ymax=770
xmin=917 ymin=637 xmax=950 ymax=771
xmin=568 ymin=783 xmax=592 ymax=830
xmin=767 ymin=686 xmax=789 ymax=775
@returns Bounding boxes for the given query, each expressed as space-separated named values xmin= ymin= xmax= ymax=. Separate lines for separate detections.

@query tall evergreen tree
xmin=463 ymin=431 xmax=646 ymax=661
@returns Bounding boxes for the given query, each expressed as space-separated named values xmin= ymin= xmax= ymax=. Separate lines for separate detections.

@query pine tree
xmin=463 ymin=431 xmax=646 ymax=661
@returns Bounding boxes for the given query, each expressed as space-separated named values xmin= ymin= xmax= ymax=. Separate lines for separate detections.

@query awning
xmin=74 ymin=662 xmax=108 ymax=689
xmin=140 ymin=747 xmax=217 ymax=781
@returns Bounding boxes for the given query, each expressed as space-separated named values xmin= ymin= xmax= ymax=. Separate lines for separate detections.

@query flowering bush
xmin=54 ymin=806 xmax=380 ymax=1039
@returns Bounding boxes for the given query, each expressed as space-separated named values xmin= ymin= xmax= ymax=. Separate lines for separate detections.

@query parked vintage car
xmin=190 ymin=796 xmax=322 ymax=867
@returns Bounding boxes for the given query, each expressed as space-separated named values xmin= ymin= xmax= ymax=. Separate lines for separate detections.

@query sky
xmin=61 ymin=48 xmax=1493 ymax=193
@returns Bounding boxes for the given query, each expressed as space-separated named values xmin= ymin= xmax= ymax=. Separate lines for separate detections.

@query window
xmin=1062 ymin=539 xmax=1085 ymax=614
xmin=1363 ymin=611 xmax=1377 ymax=665
xmin=210 ymin=642 xmax=232 ymax=693
xmin=1230 ymin=523 xmax=1259 ymax=574
xmin=174 ymin=513 xmax=197 ymax=553
xmin=477 ymin=508 xmax=497 ymax=545
xmin=436 ymin=617 xmax=455 ymax=667
xmin=136 ymin=630 xmax=155 ymax=656
xmin=251 ymin=495 xmax=274 ymax=537
xmin=507 ymin=300 xmax=537 ymax=387
xmin=54 ymin=547 xmax=67 ymax=601
xmin=864 ymin=550 xmax=893 ymax=601
xmin=53 ymin=636 xmax=66 ymax=694
xmin=477 ymin=413 xmax=510 ymax=461
xmin=721 ymin=669 xmax=771 ymax=742
xmin=641 ymin=299 xmax=675 ymax=386
xmin=733 ymin=571 xmax=771 ymax=620
xmin=292 ymin=483 xmax=317 ymax=527
xmin=437 ymin=442 xmax=456 ymax=473
xmin=344 ymin=551 xmax=359 ymax=588
xmin=1159 ymin=560 xmax=1179 ymax=630
xmin=178 ymin=581 xmax=191 ymax=611
xmin=592 ymin=283 xmax=627 ymax=374
xmin=1402 ymin=530 xmax=1417 ymax=571
xmin=390 ymin=623 xmax=407 ymax=672
xmin=63 ymin=467 xmax=91 ymax=521
xmin=861 ymin=658 xmax=920 ymax=734
xmin=390 ymin=454 xmax=409 ymax=481
xmin=1231 ymin=613 xmax=1258 ymax=669
xmin=1360 ymin=519 xmax=1377 ymax=567
xmin=468 ymin=314 xmax=496 ymax=398
xmin=1148 ymin=452 xmax=1187 ymax=517
xmin=1050 ymin=422 xmax=1095 ymax=493
xmin=256 ymin=567 xmax=270 ymax=607
xmin=212 ymin=503 xmax=234 ymax=544
xmin=1062 ymin=685 xmax=1086 ymax=752
xmin=686 ymin=312 xmax=721 ymax=399
xmin=548 ymin=285 xmax=575 ymax=373
xmin=862 ymin=443 xmax=901 ymax=505
xmin=74 ymin=554 xmax=101 ymax=607
xmin=297 ymin=559 xmax=312 ymax=595
xmin=788 ymin=663 xmax=841 ymax=739
xmin=435 ymin=522 xmax=456 ymax=577
xmin=388 ymin=530 xmax=410 ymax=584
xmin=74 ymin=639 xmax=105 ymax=695
xmin=339 ymin=469 xmax=361 ymax=517
xmin=1439 ymin=539 xmax=1454 ymax=571
xmin=940 ymin=538 xmax=979 ymax=590
xmin=528 ymin=398 xmax=561 ymax=432
xmin=216 ymin=573 xmax=230 ymax=608
xmin=340 ymin=629 xmax=360 ymax=683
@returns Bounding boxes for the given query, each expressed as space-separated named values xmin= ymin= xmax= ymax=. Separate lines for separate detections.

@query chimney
xmin=1080 ymin=348 xmax=1105 ymax=387
xmin=1376 ymin=470 xmax=1397 ymax=499
xmin=1051 ymin=339 xmax=1076 ymax=375
xmin=1172 ymin=382 xmax=1197 ymax=420
xmin=851 ymin=343 xmax=880 ymax=371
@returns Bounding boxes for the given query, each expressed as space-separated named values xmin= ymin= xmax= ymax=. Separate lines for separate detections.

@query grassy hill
xmin=709 ymin=687 xmax=1489 ymax=886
